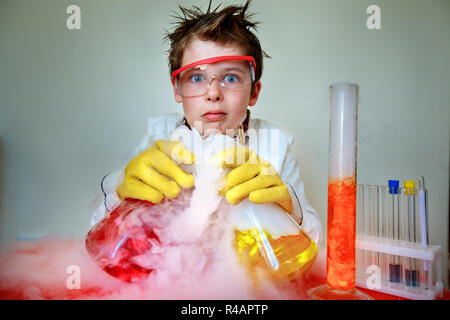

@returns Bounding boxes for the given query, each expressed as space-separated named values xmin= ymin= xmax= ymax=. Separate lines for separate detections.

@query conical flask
xmin=230 ymin=199 xmax=318 ymax=282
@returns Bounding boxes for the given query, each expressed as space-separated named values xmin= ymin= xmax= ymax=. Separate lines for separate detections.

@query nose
xmin=205 ymin=77 xmax=223 ymax=102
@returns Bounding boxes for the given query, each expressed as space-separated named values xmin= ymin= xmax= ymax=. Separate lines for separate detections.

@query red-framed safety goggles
xmin=171 ymin=55 xmax=256 ymax=85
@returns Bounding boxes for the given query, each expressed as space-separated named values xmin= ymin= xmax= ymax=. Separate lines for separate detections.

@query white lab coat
xmin=91 ymin=113 xmax=322 ymax=245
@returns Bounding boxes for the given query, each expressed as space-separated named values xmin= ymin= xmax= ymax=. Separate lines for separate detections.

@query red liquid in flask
xmin=85 ymin=189 xmax=193 ymax=283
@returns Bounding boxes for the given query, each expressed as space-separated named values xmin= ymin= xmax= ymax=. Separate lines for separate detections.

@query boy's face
xmin=172 ymin=38 xmax=261 ymax=136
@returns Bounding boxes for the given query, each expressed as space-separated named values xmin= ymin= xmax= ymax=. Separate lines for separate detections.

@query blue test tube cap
xmin=388 ymin=180 xmax=399 ymax=194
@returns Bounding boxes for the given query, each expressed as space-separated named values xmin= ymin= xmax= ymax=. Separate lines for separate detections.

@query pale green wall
xmin=1 ymin=0 xmax=449 ymax=288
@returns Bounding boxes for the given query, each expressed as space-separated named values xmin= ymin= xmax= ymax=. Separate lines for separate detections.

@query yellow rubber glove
xmin=117 ymin=140 xmax=195 ymax=203
xmin=214 ymin=146 xmax=293 ymax=214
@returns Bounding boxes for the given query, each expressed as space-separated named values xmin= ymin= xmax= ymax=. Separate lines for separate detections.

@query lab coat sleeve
xmin=280 ymin=147 xmax=323 ymax=246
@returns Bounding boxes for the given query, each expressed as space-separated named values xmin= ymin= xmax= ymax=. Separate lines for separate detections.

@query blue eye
xmin=224 ymin=75 xmax=239 ymax=83
xmin=190 ymin=74 xmax=204 ymax=83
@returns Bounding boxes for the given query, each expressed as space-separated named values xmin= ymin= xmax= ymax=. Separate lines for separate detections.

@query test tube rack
xmin=354 ymin=182 xmax=444 ymax=300
xmin=355 ymin=237 xmax=444 ymax=300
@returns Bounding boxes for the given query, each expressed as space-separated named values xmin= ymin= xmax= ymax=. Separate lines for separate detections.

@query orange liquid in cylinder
xmin=326 ymin=177 xmax=356 ymax=291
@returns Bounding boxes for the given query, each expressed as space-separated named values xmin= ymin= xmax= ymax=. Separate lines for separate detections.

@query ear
xmin=172 ymin=82 xmax=183 ymax=103
xmin=248 ymin=81 xmax=261 ymax=107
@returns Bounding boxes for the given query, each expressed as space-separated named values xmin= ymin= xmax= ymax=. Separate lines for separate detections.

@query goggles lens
xmin=172 ymin=56 xmax=256 ymax=98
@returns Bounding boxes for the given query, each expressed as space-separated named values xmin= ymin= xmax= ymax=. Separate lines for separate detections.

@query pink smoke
xmin=0 ymin=235 xmax=325 ymax=300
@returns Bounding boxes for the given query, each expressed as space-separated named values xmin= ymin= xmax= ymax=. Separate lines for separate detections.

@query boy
xmin=92 ymin=1 xmax=322 ymax=245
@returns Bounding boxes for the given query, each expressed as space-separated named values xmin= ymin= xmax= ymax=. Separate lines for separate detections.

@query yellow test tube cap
xmin=404 ymin=180 xmax=415 ymax=194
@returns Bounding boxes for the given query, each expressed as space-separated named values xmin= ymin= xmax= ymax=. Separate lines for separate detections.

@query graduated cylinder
xmin=326 ymin=84 xmax=358 ymax=291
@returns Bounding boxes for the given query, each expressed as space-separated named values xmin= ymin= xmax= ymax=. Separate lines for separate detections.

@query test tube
xmin=403 ymin=181 xmax=420 ymax=288
xmin=379 ymin=185 xmax=388 ymax=285
xmin=400 ymin=187 xmax=410 ymax=286
xmin=418 ymin=176 xmax=430 ymax=290
xmin=369 ymin=185 xmax=379 ymax=268
xmin=413 ymin=181 xmax=426 ymax=290
xmin=385 ymin=184 xmax=394 ymax=283
xmin=387 ymin=180 xmax=402 ymax=284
